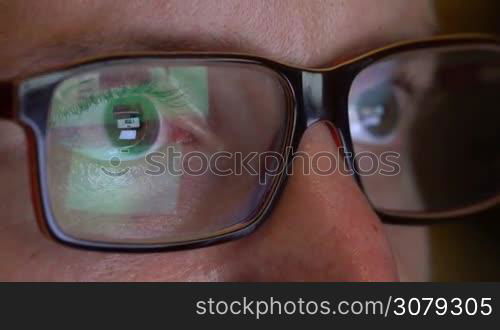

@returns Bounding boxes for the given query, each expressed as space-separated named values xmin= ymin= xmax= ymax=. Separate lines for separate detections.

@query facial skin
xmin=0 ymin=0 xmax=436 ymax=281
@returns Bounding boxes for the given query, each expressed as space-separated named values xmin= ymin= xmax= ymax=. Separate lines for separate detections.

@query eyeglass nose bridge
xmin=297 ymin=69 xmax=361 ymax=185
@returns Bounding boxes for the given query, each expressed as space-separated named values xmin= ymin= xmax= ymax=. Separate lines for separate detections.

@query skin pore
xmin=0 ymin=0 xmax=436 ymax=281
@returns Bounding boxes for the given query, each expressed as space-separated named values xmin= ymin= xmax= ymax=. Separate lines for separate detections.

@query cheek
xmin=0 ymin=121 xmax=76 ymax=280
xmin=0 ymin=121 xmax=38 ymax=232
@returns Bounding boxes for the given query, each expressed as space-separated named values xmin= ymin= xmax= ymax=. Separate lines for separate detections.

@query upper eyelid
xmin=50 ymin=81 xmax=186 ymax=123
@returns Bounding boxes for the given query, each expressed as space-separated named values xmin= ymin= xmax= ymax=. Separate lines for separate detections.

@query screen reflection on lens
xmin=46 ymin=61 xmax=289 ymax=244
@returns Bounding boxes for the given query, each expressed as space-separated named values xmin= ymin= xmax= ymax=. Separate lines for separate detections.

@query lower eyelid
xmin=167 ymin=122 xmax=197 ymax=144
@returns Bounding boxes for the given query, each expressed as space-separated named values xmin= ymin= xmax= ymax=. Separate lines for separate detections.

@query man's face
xmin=0 ymin=0 xmax=435 ymax=281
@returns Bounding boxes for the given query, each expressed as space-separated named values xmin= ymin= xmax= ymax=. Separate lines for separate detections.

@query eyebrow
xmin=1 ymin=35 xmax=223 ymax=80
xmin=3 ymin=11 xmax=439 ymax=82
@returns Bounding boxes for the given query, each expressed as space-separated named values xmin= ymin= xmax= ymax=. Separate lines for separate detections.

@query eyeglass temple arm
xmin=0 ymin=81 xmax=14 ymax=119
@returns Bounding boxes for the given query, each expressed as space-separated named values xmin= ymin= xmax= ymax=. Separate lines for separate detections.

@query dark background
xmin=430 ymin=0 xmax=500 ymax=281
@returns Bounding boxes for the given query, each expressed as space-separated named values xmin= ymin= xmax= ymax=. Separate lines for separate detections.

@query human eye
xmin=48 ymin=66 xmax=210 ymax=162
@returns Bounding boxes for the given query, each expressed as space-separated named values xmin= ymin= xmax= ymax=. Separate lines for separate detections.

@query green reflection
xmin=48 ymin=65 xmax=209 ymax=216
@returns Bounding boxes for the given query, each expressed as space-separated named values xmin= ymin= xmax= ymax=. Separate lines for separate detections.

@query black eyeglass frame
xmin=1 ymin=34 xmax=499 ymax=252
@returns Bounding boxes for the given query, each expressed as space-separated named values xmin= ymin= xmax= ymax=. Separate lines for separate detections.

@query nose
xmin=214 ymin=122 xmax=399 ymax=281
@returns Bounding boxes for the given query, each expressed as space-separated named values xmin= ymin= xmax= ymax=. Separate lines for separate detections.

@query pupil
xmin=105 ymin=95 xmax=160 ymax=155
xmin=357 ymin=84 xmax=399 ymax=137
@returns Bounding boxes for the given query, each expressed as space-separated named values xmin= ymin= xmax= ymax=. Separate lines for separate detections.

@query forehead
xmin=0 ymin=0 xmax=435 ymax=79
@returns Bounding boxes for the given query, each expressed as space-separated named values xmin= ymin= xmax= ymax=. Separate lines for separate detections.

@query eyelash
xmin=49 ymin=82 xmax=187 ymax=125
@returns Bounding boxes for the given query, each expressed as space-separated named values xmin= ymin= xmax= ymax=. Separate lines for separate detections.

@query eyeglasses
xmin=1 ymin=34 xmax=499 ymax=251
